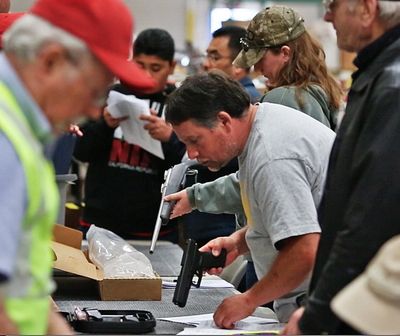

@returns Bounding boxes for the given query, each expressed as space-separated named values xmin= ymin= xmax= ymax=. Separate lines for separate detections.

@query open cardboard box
xmin=52 ymin=224 xmax=161 ymax=301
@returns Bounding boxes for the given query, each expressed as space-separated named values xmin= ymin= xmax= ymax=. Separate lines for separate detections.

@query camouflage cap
xmin=233 ymin=6 xmax=305 ymax=68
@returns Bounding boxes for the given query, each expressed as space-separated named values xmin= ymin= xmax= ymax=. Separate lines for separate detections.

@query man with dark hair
xmin=165 ymin=71 xmax=335 ymax=325
xmin=134 ymin=28 xmax=174 ymax=63
xmin=204 ymin=26 xmax=261 ymax=103
xmin=180 ymin=26 xmax=254 ymax=254
xmin=184 ymin=26 xmax=260 ymax=294
xmin=181 ymin=26 xmax=261 ymax=254
xmin=283 ymin=0 xmax=400 ymax=334
xmin=74 ymin=28 xmax=185 ymax=240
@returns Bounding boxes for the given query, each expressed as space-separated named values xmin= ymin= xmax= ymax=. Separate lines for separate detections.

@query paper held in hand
xmin=107 ymin=90 xmax=164 ymax=159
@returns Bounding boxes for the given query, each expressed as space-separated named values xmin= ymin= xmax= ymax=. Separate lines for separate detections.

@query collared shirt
xmin=0 ymin=53 xmax=53 ymax=280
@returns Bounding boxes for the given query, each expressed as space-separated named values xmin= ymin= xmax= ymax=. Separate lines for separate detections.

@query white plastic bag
xmin=86 ymin=225 xmax=155 ymax=279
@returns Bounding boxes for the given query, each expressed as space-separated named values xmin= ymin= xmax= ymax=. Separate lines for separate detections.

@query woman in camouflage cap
xmin=235 ymin=5 xmax=342 ymax=130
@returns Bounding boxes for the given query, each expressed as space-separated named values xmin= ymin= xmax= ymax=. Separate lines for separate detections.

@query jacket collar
xmin=353 ymin=24 xmax=400 ymax=78
xmin=350 ymin=25 xmax=400 ymax=91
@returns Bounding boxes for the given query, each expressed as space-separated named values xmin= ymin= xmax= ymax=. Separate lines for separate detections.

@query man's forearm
xmin=245 ymin=234 xmax=319 ymax=307
xmin=230 ymin=226 xmax=249 ymax=255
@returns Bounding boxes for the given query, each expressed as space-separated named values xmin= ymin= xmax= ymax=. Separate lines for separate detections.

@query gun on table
xmin=149 ymin=160 xmax=199 ymax=253
xmin=173 ymin=239 xmax=227 ymax=307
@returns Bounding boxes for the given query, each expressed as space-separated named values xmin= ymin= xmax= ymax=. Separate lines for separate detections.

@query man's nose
xmin=187 ymin=147 xmax=199 ymax=159
xmin=202 ymin=58 xmax=211 ymax=71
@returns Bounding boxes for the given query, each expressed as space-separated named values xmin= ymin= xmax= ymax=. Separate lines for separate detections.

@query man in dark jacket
xmin=283 ymin=0 xmax=400 ymax=334
xmin=74 ymin=29 xmax=185 ymax=241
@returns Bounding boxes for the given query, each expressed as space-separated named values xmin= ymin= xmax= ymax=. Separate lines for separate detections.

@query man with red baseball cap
xmin=0 ymin=0 xmax=154 ymax=334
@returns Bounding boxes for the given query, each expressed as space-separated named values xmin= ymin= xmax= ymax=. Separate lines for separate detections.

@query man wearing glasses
xmin=283 ymin=0 xmax=400 ymax=333
xmin=203 ymin=26 xmax=261 ymax=103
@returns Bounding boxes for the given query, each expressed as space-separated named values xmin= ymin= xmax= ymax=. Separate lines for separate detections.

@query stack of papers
xmin=158 ymin=313 xmax=283 ymax=335
xmin=107 ymin=91 xmax=164 ymax=159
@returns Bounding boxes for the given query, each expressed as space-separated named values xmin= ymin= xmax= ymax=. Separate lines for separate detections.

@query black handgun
xmin=149 ymin=160 xmax=198 ymax=253
xmin=173 ymin=239 xmax=227 ymax=307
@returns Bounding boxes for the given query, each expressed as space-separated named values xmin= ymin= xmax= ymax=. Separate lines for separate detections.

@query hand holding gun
xmin=173 ymin=239 xmax=227 ymax=307
xmin=149 ymin=160 xmax=198 ymax=253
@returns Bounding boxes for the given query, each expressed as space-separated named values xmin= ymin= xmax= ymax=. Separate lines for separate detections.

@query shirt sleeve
xmin=187 ymin=172 xmax=245 ymax=215
xmin=0 ymin=133 xmax=25 ymax=280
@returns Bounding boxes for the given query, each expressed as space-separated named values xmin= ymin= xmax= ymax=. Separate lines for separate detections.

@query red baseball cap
xmin=30 ymin=0 xmax=155 ymax=91
xmin=0 ymin=12 xmax=23 ymax=48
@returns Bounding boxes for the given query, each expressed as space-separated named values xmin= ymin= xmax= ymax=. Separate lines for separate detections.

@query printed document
xmin=107 ymin=91 xmax=164 ymax=159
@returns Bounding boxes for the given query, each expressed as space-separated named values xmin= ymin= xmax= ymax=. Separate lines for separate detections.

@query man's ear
xmin=217 ymin=111 xmax=233 ymax=131
xmin=360 ymin=0 xmax=379 ymax=28
xmin=169 ymin=60 xmax=177 ymax=75
xmin=36 ymin=43 xmax=68 ymax=76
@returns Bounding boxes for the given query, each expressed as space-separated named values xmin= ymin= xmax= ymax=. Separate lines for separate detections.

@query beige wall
xmin=10 ymin=0 xmax=189 ymax=50
xmin=9 ymin=0 xmax=341 ymax=71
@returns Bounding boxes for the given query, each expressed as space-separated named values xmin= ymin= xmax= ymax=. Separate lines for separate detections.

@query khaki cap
xmin=233 ymin=6 xmax=305 ymax=68
xmin=332 ymin=235 xmax=400 ymax=335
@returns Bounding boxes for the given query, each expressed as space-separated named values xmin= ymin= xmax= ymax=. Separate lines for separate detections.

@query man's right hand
xmin=164 ymin=189 xmax=193 ymax=219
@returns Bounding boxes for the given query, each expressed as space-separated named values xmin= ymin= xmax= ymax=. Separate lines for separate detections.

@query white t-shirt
xmin=239 ymin=102 xmax=335 ymax=321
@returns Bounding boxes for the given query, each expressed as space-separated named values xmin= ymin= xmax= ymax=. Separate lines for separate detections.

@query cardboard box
xmin=52 ymin=225 xmax=162 ymax=301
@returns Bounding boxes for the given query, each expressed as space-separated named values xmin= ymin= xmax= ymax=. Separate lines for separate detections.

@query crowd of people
xmin=0 ymin=0 xmax=399 ymax=334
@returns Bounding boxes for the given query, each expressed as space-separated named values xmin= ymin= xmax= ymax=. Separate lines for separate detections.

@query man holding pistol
xmin=165 ymin=71 xmax=335 ymax=326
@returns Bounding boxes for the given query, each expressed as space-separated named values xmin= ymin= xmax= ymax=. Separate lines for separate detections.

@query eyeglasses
xmin=323 ymin=0 xmax=336 ymax=13
xmin=239 ymin=37 xmax=268 ymax=52
xmin=204 ymin=53 xmax=232 ymax=63
xmin=239 ymin=37 xmax=283 ymax=53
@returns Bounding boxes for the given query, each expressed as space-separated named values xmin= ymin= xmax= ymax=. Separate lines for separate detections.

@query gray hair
xmin=3 ymin=14 xmax=92 ymax=65
xmin=346 ymin=0 xmax=400 ymax=29
xmin=378 ymin=1 xmax=400 ymax=29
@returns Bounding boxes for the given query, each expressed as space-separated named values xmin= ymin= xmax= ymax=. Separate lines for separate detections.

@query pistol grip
xmin=200 ymin=249 xmax=227 ymax=269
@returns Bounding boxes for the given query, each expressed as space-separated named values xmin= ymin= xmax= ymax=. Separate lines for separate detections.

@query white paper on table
xmin=176 ymin=317 xmax=284 ymax=335
xmin=177 ymin=326 xmax=282 ymax=335
xmin=107 ymin=91 xmax=164 ymax=159
xmin=177 ymin=327 xmax=235 ymax=335
xmin=172 ymin=313 xmax=282 ymax=335
xmin=162 ymin=278 xmax=234 ymax=289
xmin=159 ymin=313 xmax=278 ymax=327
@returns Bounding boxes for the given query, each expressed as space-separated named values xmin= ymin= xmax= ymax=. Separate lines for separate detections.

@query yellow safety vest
xmin=0 ymin=82 xmax=58 ymax=334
